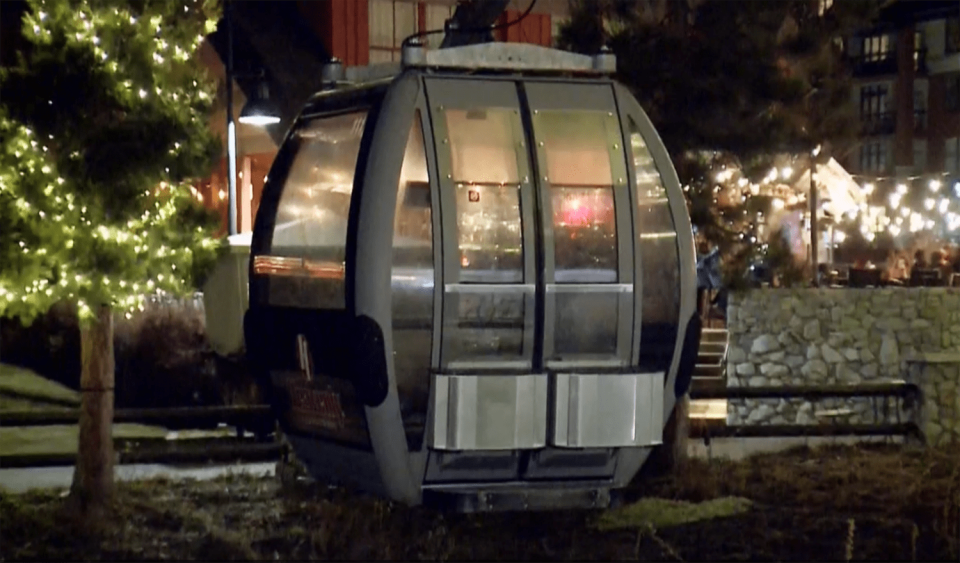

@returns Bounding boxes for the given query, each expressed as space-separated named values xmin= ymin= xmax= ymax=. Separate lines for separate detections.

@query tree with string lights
xmin=558 ymin=0 xmax=878 ymax=287
xmin=0 ymin=0 xmax=223 ymax=516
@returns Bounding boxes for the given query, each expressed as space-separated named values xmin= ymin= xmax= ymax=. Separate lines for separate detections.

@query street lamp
xmin=239 ymin=80 xmax=280 ymax=126
xmin=810 ymin=144 xmax=821 ymax=285
xmin=224 ymin=0 xmax=279 ymax=235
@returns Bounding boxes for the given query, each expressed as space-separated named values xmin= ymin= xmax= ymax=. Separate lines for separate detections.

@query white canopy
xmin=792 ymin=157 xmax=865 ymax=218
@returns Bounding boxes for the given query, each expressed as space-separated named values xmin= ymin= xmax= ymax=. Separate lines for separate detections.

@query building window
xmin=947 ymin=73 xmax=960 ymax=113
xmin=369 ymin=0 xmax=419 ymax=63
xmin=946 ymin=138 xmax=960 ymax=175
xmin=913 ymin=140 xmax=927 ymax=174
xmin=862 ymin=34 xmax=891 ymax=62
xmin=946 ymin=16 xmax=960 ymax=55
xmin=859 ymin=141 xmax=886 ymax=173
xmin=914 ymin=30 xmax=925 ymax=71
xmin=860 ymin=84 xmax=892 ymax=134
xmin=860 ymin=84 xmax=888 ymax=117
xmin=914 ymin=86 xmax=927 ymax=131
xmin=423 ymin=3 xmax=455 ymax=49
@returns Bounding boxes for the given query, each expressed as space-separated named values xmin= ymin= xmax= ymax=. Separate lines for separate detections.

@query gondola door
xmin=524 ymin=80 xmax=664 ymax=452
xmin=423 ymin=78 xmax=547 ymax=481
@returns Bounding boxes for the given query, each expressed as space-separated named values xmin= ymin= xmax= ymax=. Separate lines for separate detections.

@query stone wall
xmin=726 ymin=288 xmax=960 ymax=445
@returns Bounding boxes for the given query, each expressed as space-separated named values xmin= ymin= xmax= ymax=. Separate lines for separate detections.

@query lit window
xmin=862 ymin=34 xmax=891 ymax=62
xmin=369 ymin=0 xmax=419 ymax=63
xmin=424 ymin=3 xmax=454 ymax=49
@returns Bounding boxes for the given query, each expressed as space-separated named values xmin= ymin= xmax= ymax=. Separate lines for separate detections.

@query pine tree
xmin=0 ymin=0 xmax=223 ymax=516
xmin=558 ymin=0 xmax=877 ymax=286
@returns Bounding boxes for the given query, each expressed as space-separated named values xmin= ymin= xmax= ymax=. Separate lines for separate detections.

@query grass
xmin=0 ymin=363 xmax=232 ymax=458
xmin=0 ymin=424 xmax=172 ymax=456
xmin=0 ymin=363 xmax=80 ymax=406
xmin=0 ymin=442 xmax=958 ymax=561
xmin=593 ymin=496 xmax=753 ymax=531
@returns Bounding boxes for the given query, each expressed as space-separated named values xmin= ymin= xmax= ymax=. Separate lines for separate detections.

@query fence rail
xmin=0 ymin=440 xmax=285 ymax=469
xmin=0 ymin=380 xmax=925 ymax=469
xmin=688 ymin=380 xmax=923 ymax=444
xmin=689 ymin=381 xmax=919 ymax=401
xmin=0 ymin=404 xmax=281 ymax=468
xmin=0 ymin=404 xmax=273 ymax=429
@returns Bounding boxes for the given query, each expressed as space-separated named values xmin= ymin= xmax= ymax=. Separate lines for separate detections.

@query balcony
xmin=861 ymin=112 xmax=896 ymax=136
xmin=851 ymin=51 xmax=897 ymax=76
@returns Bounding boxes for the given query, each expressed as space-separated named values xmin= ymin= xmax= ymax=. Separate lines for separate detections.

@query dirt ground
xmin=1 ymin=443 xmax=958 ymax=561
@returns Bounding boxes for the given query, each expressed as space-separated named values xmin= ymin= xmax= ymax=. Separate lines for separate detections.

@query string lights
xmin=697 ymin=152 xmax=960 ymax=256
xmin=0 ymin=0 xmax=224 ymax=324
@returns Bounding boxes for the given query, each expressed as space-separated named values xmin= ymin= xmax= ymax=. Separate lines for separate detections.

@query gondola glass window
xmin=629 ymin=121 xmax=680 ymax=369
xmin=392 ymin=110 xmax=433 ymax=449
xmin=443 ymin=108 xmax=529 ymax=365
xmin=536 ymin=111 xmax=621 ymax=357
xmin=268 ymin=111 xmax=367 ymax=309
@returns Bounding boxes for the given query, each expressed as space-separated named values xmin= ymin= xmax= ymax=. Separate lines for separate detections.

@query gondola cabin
xmin=244 ymin=41 xmax=700 ymax=512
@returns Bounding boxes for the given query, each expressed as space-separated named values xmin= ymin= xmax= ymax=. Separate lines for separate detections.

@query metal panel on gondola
xmin=244 ymin=41 xmax=699 ymax=513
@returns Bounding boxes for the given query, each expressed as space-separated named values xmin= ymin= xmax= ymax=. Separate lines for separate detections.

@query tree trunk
xmin=68 ymin=304 xmax=115 ymax=517
xmin=642 ymin=393 xmax=690 ymax=478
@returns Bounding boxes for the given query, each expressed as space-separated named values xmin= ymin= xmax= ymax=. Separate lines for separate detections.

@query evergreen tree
xmin=558 ymin=0 xmax=877 ymax=286
xmin=0 ymin=0 xmax=223 ymax=515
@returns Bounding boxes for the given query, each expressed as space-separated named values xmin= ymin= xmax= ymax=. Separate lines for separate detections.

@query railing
xmin=689 ymin=381 xmax=924 ymax=443
xmin=0 ymin=404 xmax=281 ymax=468
xmin=851 ymin=52 xmax=898 ymax=76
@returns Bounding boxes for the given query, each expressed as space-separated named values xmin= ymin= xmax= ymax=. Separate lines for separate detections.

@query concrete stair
xmin=690 ymin=327 xmax=729 ymax=420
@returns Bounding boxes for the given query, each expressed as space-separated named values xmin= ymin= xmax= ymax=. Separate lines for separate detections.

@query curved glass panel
xmin=267 ymin=111 xmax=367 ymax=309
xmin=534 ymin=110 xmax=623 ymax=360
xmin=391 ymin=110 xmax=433 ymax=450
xmin=442 ymin=108 xmax=530 ymax=366
xmin=538 ymin=111 xmax=618 ymax=284
xmin=629 ymin=120 xmax=680 ymax=369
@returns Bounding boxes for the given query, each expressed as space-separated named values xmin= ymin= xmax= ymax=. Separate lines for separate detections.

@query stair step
xmin=694 ymin=364 xmax=725 ymax=377
xmin=699 ymin=342 xmax=728 ymax=354
xmin=690 ymin=376 xmax=726 ymax=394
xmin=697 ymin=352 xmax=725 ymax=363
xmin=701 ymin=328 xmax=729 ymax=342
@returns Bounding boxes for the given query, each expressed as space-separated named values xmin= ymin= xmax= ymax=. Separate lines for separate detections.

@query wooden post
xmin=68 ymin=304 xmax=115 ymax=517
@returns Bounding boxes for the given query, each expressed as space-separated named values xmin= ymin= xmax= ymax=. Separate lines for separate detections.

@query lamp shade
xmin=239 ymin=80 xmax=280 ymax=126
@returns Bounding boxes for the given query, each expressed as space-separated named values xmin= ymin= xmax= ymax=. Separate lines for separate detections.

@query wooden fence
xmin=688 ymin=381 xmax=924 ymax=444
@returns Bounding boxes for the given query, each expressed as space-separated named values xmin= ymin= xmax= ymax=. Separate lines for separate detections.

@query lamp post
xmin=810 ymin=144 xmax=821 ymax=285
xmin=224 ymin=0 xmax=279 ymax=236
xmin=225 ymin=0 xmax=237 ymax=236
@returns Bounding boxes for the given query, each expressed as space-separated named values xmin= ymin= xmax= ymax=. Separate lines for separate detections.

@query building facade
xmin=0 ymin=0 xmax=568 ymax=238
xmin=845 ymin=1 xmax=960 ymax=184
xmin=200 ymin=0 xmax=567 ymax=236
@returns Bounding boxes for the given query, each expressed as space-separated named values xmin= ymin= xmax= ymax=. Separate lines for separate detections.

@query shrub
xmin=113 ymin=305 xmax=222 ymax=412
xmin=0 ymin=301 xmax=82 ymax=390
xmin=1 ymin=299 xmax=265 ymax=413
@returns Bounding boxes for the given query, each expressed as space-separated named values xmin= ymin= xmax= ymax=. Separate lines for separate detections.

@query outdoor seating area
xmin=820 ymin=255 xmax=960 ymax=288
